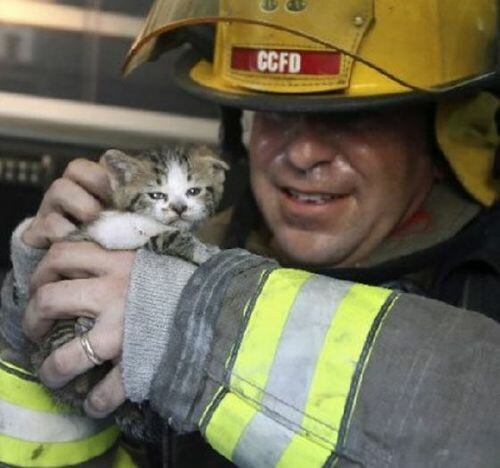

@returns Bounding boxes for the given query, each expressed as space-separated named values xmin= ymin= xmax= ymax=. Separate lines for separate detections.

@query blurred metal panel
xmin=0 ymin=91 xmax=219 ymax=149
xmin=0 ymin=0 xmax=143 ymax=38
xmin=0 ymin=0 xmax=220 ymax=135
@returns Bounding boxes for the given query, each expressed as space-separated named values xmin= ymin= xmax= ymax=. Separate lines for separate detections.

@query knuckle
xmin=88 ymin=390 xmax=111 ymax=413
xmin=47 ymin=241 xmax=67 ymax=260
xmin=43 ymin=212 xmax=62 ymax=233
xmin=44 ymin=242 xmax=72 ymax=267
xmin=65 ymin=158 xmax=88 ymax=176
xmin=48 ymin=177 xmax=69 ymax=195
xmin=51 ymin=348 xmax=74 ymax=377
xmin=77 ymin=202 xmax=100 ymax=223
xmin=33 ymin=285 xmax=55 ymax=315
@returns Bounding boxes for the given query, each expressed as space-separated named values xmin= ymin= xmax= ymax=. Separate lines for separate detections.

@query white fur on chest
xmin=87 ymin=210 xmax=170 ymax=250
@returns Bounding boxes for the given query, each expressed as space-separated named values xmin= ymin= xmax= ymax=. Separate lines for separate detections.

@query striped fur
xmin=105 ymin=145 xmax=228 ymax=231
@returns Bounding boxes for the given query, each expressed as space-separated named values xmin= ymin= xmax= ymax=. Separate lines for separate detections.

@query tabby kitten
xmin=32 ymin=144 xmax=229 ymax=441
xmin=85 ymin=144 xmax=228 ymax=261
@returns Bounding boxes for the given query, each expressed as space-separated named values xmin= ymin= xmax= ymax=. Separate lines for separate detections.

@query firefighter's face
xmin=249 ymin=108 xmax=434 ymax=267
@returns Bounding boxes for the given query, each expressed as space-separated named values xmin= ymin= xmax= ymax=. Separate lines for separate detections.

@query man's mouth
xmin=284 ymin=188 xmax=344 ymax=204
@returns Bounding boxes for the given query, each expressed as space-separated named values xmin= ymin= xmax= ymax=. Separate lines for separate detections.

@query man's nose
xmin=286 ymin=120 xmax=337 ymax=172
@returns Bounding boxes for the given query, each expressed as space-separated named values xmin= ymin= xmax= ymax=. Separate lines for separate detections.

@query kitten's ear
xmin=100 ymin=149 xmax=143 ymax=190
xmin=210 ymin=157 xmax=230 ymax=173
xmin=191 ymin=145 xmax=230 ymax=172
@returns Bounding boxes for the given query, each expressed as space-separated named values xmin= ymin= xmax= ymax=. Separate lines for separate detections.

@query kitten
xmin=83 ymin=144 xmax=228 ymax=260
xmin=31 ymin=144 xmax=229 ymax=441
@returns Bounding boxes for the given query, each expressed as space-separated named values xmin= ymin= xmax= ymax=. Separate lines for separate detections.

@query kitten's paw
xmin=66 ymin=230 xmax=92 ymax=242
xmin=87 ymin=211 xmax=169 ymax=250
xmin=147 ymin=230 xmax=219 ymax=265
xmin=146 ymin=230 xmax=182 ymax=255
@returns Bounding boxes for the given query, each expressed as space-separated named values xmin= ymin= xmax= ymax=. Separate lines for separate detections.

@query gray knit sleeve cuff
xmin=10 ymin=217 xmax=47 ymax=295
xmin=0 ymin=218 xmax=46 ymax=353
xmin=123 ymin=249 xmax=196 ymax=403
xmin=0 ymin=272 xmax=33 ymax=353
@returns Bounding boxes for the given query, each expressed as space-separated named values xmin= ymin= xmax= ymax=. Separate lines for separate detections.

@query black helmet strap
xmin=493 ymin=106 xmax=500 ymax=179
xmin=219 ymin=106 xmax=248 ymax=161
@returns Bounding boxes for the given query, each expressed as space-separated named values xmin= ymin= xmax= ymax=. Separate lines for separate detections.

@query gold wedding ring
xmin=80 ymin=332 xmax=104 ymax=366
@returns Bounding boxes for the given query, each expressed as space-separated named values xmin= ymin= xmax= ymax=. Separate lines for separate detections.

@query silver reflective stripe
xmin=0 ymin=398 xmax=112 ymax=442
xmin=233 ymin=411 xmax=296 ymax=468
xmin=233 ymin=275 xmax=351 ymax=466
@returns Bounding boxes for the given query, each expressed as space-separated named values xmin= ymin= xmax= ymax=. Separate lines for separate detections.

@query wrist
xmin=11 ymin=218 xmax=47 ymax=295
xmin=122 ymin=249 xmax=196 ymax=403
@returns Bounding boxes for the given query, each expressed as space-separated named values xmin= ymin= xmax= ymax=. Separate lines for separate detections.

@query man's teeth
xmin=287 ymin=189 xmax=338 ymax=203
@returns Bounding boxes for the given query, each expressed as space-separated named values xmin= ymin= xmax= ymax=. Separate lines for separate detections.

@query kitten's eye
xmin=148 ymin=192 xmax=167 ymax=201
xmin=186 ymin=187 xmax=202 ymax=197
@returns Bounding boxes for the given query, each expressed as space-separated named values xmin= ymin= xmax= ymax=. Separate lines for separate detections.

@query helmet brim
xmin=173 ymin=48 xmax=500 ymax=113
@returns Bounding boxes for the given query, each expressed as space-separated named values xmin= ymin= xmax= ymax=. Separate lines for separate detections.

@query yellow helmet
xmin=124 ymin=0 xmax=500 ymax=204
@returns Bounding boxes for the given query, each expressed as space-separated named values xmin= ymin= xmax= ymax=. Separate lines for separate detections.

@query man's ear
xmin=99 ymin=149 xmax=142 ymax=191
xmin=191 ymin=145 xmax=230 ymax=172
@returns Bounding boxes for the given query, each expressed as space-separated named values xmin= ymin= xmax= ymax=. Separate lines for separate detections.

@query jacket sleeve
xmin=0 ymin=218 xmax=45 ymax=353
xmin=149 ymin=249 xmax=500 ymax=468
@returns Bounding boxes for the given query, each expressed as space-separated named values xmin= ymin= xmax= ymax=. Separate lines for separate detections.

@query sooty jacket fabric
xmin=146 ymin=209 xmax=500 ymax=467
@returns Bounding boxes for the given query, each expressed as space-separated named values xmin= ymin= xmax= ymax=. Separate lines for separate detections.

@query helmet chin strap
xmin=219 ymin=106 xmax=247 ymax=162
xmin=494 ymin=108 xmax=500 ymax=179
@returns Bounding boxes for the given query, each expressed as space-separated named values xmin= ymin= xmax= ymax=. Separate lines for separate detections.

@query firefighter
xmin=4 ymin=0 xmax=500 ymax=466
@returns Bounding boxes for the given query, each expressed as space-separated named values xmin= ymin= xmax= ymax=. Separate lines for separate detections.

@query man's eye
xmin=186 ymin=187 xmax=202 ymax=197
xmin=148 ymin=192 xmax=167 ymax=200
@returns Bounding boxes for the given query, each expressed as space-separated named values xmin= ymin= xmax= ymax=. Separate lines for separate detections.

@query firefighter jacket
xmin=145 ymin=185 xmax=500 ymax=467
xmin=148 ymin=246 xmax=500 ymax=467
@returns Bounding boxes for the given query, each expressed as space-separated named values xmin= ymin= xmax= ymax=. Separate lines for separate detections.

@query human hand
xmin=22 ymin=159 xmax=112 ymax=249
xmin=22 ymin=241 xmax=136 ymax=418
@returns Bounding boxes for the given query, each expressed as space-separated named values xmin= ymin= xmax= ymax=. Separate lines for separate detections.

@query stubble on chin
xmin=269 ymin=227 xmax=358 ymax=268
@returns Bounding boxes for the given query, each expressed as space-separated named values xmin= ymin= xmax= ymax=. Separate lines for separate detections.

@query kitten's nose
xmin=171 ymin=203 xmax=187 ymax=216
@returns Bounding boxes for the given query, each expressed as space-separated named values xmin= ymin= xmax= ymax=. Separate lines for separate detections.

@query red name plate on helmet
xmin=231 ymin=47 xmax=341 ymax=75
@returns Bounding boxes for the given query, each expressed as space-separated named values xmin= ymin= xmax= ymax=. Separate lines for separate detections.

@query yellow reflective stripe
xmin=200 ymin=270 xmax=272 ymax=430
xmin=199 ymin=386 xmax=225 ymax=430
xmin=0 ymin=424 xmax=120 ymax=467
xmin=300 ymin=283 xmax=392 ymax=445
xmin=230 ymin=269 xmax=312 ymax=402
xmin=205 ymin=393 xmax=258 ymax=460
xmin=277 ymin=432 xmax=330 ymax=468
xmin=205 ymin=269 xmax=311 ymax=460
xmin=204 ymin=272 xmax=392 ymax=465
xmin=343 ymin=292 xmax=399 ymax=437
xmin=113 ymin=446 xmax=138 ymax=468
xmin=0 ymin=359 xmax=71 ymax=414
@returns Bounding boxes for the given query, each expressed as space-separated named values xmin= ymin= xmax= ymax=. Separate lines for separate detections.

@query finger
xmin=38 ymin=178 xmax=103 ymax=224
xmin=22 ymin=299 xmax=56 ymax=343
xmin=23 ymin=278 xmax=110 ymax=341
xmin=30 ymin=242 xmax=110 ymax=291
xmin=38 ymin=336 xmax=95 ymax=389
xmin=21 ymin=213 xmax=76 ymax=249
xmin=41 ymin=212 xmax=77 ymax=242
xmin=63 ymin=158 xmax=112 ymax=205
xmin=38 ymin=321 xmax=121 ymax=389
xmin=84 ymin=365 xmax=126 ymax=418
